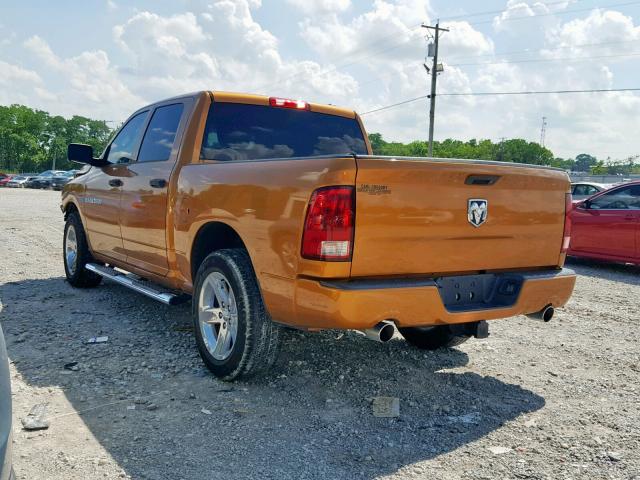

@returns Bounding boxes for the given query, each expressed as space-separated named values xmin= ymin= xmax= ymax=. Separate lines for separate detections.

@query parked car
xmin=51 ymin=171 xmax=75 ymax=190
xmin=568 ymin=181 xmax=640 ymax=265
xmin=570 ymin=182 xmax=612 ymax=200
xmin=38 ymin=169 xmax=66 ymax=178
xmin=62 ymin=90 xmax=576 ymax=381
xmin=26 ymin=176 xmax=50 ymax=189
xmin=0 ymin=323 xmax=13 ymax=480
xmin=27 ymin=170 xmax=66 ymax=189
xmin=6 ymin=175 xmax=35 ymax=188
xmin=0 ymin=175 xmax=14 ymax=187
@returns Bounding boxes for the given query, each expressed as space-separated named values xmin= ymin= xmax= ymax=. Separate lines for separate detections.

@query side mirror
xmin=580 ymin=199 xmax=591 ymax=209
xmin=67 ymin=144 xmax=108 ymax=167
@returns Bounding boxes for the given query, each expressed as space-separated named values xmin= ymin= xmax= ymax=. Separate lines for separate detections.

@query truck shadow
xmin=566 ymin=257 xmax=640 ymax=286
xmin=0 ymin=277 xmax=544 ymax=480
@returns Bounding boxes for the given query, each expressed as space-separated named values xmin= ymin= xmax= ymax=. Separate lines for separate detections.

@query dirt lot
xmin=0 ymin=187 xmax=638 ymax=480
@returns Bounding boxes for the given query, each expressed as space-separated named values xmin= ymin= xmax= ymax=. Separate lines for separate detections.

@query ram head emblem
xmin=467 ymin=199 xmax=488 ymax=227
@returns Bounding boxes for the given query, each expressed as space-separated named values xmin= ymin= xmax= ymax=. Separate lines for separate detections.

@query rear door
xmin=81 ymin=111 xmax=148 ymax=262
xmin=118 ymin=100 xmax=190 ymax=276
xmin=571 ymin=185 xmax=640 ymax=260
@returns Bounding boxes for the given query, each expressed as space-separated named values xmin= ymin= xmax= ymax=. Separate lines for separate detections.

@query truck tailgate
xmin=351 ymin=156 xmax=570 ymax=276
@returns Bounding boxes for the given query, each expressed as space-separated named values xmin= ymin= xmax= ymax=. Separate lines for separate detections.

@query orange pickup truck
xmin=62 ymin=91 xmax=576 ymax=380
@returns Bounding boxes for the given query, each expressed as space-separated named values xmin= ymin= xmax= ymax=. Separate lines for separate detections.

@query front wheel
xmin=63 ymin=212 xmax=102 ymax=288
xmin=192 ymin=249 xmax=281 ymax=381
xmin=399 ymin=325 xmax=470 ymax=350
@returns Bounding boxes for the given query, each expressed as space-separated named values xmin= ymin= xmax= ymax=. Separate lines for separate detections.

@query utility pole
xmin=422 ymin=20 xmax=449 ymax=157
xmin=540 ymin=116 xmax=547 ymax=147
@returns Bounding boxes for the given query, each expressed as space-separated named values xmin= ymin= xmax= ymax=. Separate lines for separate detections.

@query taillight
xmin=561 ymin=192 xmax=572 ymax=253
xmin=301 ymin=186 xmax=355 ymax=261
xmin=269 ymin=97 xmax=309 ymax=110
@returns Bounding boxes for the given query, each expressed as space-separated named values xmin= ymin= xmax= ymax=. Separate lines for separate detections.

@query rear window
xmin=200 ymin=102 xmax=367 ymax=162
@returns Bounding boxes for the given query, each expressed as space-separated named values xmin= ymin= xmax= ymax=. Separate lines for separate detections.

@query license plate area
xmin=435 ymin=273 xmax=523 ymax=312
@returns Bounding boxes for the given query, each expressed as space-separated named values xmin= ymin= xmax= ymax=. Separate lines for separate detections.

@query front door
xmin=81 ymin=111 xmax=148 ymax=262
xmin=119 ymin=101 xmax=189 ymax=276
xmin=571 ymin=185 xmax=640 ymax=260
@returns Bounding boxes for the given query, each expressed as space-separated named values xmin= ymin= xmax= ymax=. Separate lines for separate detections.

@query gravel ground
xmin=0 ymin=187 xmax=639 ymax=480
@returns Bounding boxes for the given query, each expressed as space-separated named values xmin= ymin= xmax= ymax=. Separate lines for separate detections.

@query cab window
xmin=200 ymin=102 xmax=367 ymax=162
xmin=590 ymin=186 xmax=640 ymax=210
xmin=138 ymin=103 xmax=185 ymax=163
xmin=106 ymin=111 xmax=148 ymax=164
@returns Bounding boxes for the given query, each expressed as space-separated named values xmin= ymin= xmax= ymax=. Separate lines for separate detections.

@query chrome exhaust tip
xmin=527 ymin=304 xmax=555 ymax=322
xmin=361 ymin=321 xmax=396 ymax=343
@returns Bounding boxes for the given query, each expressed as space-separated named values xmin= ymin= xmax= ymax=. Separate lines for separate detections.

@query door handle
xmin=149 ymin=178 xmax=167 ymax=188
xmin=108 ymin=179 xmax=123 ymax=187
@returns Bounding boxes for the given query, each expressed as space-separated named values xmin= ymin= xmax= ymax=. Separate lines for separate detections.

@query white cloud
xmin=0 ymin=59 xmax=58 ymax=108
xmin=0 ymin=60 xmax=42 ymax=86
xmin=113 ymin=11 xmax=215 ymax=79
xmin=299 ymin=0 xmax=431 ymax=59
xmin=543 ymin=9 xmax=640 ymax=57
xmin=111 ymin=0 xmax=359 ymax=102
xmin=493 ymin=0 xmax=576 ymax=31
xmin=23 ymin=35 xmax=143 ymax=119
xmin=286 ymin=0 xmax=351 ymax=15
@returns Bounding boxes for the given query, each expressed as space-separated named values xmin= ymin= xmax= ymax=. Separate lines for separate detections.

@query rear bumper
xmin=292 ymin=268 xmax=576 ymax=330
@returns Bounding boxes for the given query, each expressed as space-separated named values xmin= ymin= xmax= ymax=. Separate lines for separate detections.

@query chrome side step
xmin=85 ymin=263 xmax=189 ymax=306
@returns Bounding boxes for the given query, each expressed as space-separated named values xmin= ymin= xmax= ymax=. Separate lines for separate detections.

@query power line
xmin=460 ymin=0 xmax=640 ymax=27
xmin=448 ymin=51 xmax=640 ymax=67
xmin=360 ymin=88 xmax=640 ymax=116
xmin=351 ymin=41 xmax=640 ymax=90
xmin=445 ymin=38 xmax=640 ymax=62
xmin=438 ymin=0 xmax=585 ymax=21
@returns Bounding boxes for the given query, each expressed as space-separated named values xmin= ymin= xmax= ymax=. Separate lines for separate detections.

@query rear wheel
xmin=192 ymin=249 xmax=281 ymax=381
xmin=399 ymin=325 xmax=470 ymax=350
xmin=63 ymin=212 xmax=102 ymax=288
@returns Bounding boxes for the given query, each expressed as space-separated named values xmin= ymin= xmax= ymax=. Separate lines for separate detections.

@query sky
xmin=1 ymin=0 xmax=639 ymax=160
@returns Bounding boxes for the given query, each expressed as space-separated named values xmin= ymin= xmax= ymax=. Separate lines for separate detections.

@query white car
xmin=571 ymin=182 xmax=612 ymax=200
xmin=6 ymin=176 xmax=35 ymax=188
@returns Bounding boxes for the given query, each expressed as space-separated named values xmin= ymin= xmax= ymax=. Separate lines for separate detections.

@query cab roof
xmin=208 ymin=91 xmax=357 ymax=119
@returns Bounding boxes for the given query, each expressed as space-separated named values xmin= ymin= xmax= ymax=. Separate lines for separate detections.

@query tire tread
xmin=194 ymin=249 xmax=281 ymax=381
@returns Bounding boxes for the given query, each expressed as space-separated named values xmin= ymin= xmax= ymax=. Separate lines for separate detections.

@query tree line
xmin=368 ymin=133 xmax=640 ymax=174
xmin=0 ymin=103 xmax=637 ymax=175
xmin=0 ymin=104 xmax=112 ymax=173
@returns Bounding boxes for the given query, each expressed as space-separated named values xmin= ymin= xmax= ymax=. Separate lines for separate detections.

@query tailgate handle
xmin=465 ymin=175 xmax=500 ymax=186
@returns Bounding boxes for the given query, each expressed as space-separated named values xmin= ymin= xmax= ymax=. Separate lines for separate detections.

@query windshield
xmin=200 ymin=102 xmax=367 ymax=162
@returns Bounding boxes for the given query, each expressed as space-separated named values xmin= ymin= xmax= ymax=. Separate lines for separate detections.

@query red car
xmin=0 ymin=174 xmax=14 ymax=187
xmin=568 ymin=181 xmax=640 ymax=265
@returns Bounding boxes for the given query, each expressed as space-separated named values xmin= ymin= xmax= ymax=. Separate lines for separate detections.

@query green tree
xmin=367 ymin=133 xmax=559 ymax=167
xmin=573 ymin=153 xmax=597 ymax=172
xmin=0 ymin=104 xmax=113 ymax=173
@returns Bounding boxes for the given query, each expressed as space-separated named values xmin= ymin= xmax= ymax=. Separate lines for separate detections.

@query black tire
xmin=399 ymin=325 xmax=470 ymax=350
xmin=192 ymin=249 xmax=281 ymax=381
xmin=63 ymin=211 xmax=102 ymax=288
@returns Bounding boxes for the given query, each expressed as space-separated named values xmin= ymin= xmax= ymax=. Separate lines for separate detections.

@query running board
xmin=85 ymin=263 xmax=189 ymax=306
